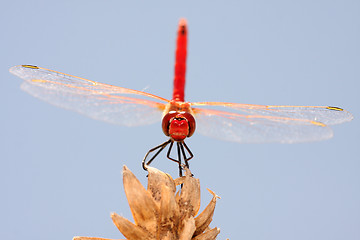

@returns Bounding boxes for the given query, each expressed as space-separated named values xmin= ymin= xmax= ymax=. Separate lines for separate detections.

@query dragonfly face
xmin=162 ymin=111 xmax=196 ymax=141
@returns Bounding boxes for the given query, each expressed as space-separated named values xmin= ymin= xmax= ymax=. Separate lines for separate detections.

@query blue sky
xmin=1 ymin=1 xmax=359 ymax=240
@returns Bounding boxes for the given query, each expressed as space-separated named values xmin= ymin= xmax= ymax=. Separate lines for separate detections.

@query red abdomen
xmin=172 ymin=19 xmax=187 ymax=102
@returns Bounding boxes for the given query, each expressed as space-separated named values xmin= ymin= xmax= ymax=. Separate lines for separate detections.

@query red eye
xmin=181 ymin=112 xmax=196 ymax=137
xmin=162 ymin=112 xmax=178 ymax=136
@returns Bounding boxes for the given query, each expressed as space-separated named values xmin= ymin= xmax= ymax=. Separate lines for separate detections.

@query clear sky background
xmin=1 ymin=1 xmax=359 ymax=240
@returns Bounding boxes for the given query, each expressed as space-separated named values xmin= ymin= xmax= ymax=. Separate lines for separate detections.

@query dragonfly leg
xmin=166 ymin=141 xmax=183 ymax=176
xmin=177 ymin=142 xmax=183 ymax=177
xmin=143 ymin=139 xmax=194 ymax=177
xmin=179 ymin=141 xmax=193 ymax=169
xmin=165 ymin=141 xmax=194 ymax=177
xmin=142 ymin=139 xmax=172 ymax=171
xmin=179 ymin=141 xmax=194 ymax=177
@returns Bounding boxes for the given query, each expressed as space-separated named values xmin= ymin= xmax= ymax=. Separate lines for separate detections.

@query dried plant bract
xmin=73 ymin=166 xmax=221 ymax=240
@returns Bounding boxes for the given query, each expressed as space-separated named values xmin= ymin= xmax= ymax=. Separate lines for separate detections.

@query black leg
xmin=179 ymin=142 xmax=189 ymax=169
xmin=142 ymin=139 xmax=172 ymax=171
xmin=166 ymin=141 xmax=180 ymax=164
xmin=166 ymin=141 xmax=183 ymax=176
xmin=166 ymin=141 xmax=194 ymax=176
xmin=177 ymin=142 xmax=183 ymax=177
xmin=178 ymin=142 xmax=194 ymax=177
xmin=142 ymin=139 xmax=194 ymax=177
xmin=181 ymin=141 xmax=193 ymax=168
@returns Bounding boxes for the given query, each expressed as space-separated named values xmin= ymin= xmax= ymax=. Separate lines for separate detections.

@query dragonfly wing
xmin=11 ymin=65 xmax=168 ymax=126
xmin=192 ymin=107 xmax=335 ymax=143
xmin=192 ymin=102 xmax=353 ymax=126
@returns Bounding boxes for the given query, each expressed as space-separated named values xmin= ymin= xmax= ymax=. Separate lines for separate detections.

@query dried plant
xmin=73 ymin=165 xmax=221 ymax=240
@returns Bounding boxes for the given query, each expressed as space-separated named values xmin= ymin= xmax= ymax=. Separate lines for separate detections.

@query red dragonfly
xmin=10 ymin=19 xmax=353 ymax=176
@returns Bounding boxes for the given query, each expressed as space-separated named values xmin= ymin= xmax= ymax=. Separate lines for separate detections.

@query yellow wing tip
xmin=21 ymin=65 xmax=39 ymax=69
xmin=327 ymin=106 xmax=344 ymax=111
xmin=31 ymin=79 xmax=47 ymax=83
xmin=310 ymin=121 xmax=326 ymax=127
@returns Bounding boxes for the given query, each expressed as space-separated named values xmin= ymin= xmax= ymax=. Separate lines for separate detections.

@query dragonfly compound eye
xmin=181 ymin=112 xmax=196 ymax=137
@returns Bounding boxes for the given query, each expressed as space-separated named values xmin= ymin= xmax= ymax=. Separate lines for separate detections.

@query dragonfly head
xmin=162 ymin=111 xmax=196 ymax=141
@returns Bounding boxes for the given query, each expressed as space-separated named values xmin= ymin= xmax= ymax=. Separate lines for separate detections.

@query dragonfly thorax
xmin=162 ymin=111 xmax=196 ymax=141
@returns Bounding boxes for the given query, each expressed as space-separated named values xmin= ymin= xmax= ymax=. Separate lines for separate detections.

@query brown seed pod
xmin=73 ymin=166 xmax=221 ymax=240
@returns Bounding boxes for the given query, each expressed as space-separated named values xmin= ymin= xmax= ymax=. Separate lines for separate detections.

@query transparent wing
xmin=10 ymin=65 xmax=169 ymax=126
xmin=192 ymin=102 xmax=353 ymax=125
xmin=191 ymin=102 xmax=353 ymax=143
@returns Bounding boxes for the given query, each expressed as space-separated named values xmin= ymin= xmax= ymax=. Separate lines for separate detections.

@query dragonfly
xmin=9 ymin=18 xmax=353 ymax=176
